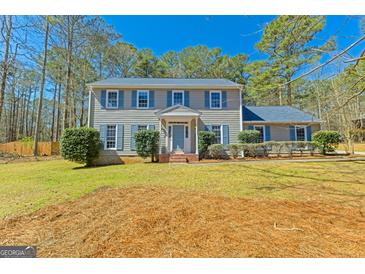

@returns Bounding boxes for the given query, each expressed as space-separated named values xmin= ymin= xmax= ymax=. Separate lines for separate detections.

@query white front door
xmin=168 ymin=122 xmax=191 ymax=153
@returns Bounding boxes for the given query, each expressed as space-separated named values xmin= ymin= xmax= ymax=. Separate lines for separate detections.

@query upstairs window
xmin=210 ymin=91 xmax=222 ymax=109
xmin=137 ymin=90 xmax=149 ymax=108
xmin=106 ymin=90 xmax=118 ymax=109
xmin=212 ymin=125 xmax=222 ymax=144
xmin=295 ymin=126 xmax=306 ymax=141
xmin=172 ymin=91 xmax=184 ymax=105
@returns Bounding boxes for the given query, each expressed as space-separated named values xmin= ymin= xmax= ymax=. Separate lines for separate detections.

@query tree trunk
xmin=0 ymin=16 xmax=12 ymax=122
xmin=286 ymin=81 xmax=292 ymax=105
xmin=30 ymin=86 xmax=37 ymax=136
xmin=63 ymin=16 xmax=74 ymax=130
xmin=33 ymin=19 xmax=49 ymax=157
xmin=24 ymin=87 xmax=32 ymax=136
xmin=50 ymin=82 xmax=57 ymax=141
xmin=55 ymin=82 xmax=62 ymax=141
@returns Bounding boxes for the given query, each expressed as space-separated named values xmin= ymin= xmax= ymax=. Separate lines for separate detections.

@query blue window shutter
xmin=130 ymin=125 xmax=138 ymax=151
xmin=116 ymin=124 xmax=124 ymax=150
xmin=204 ymin=91 xmax=210 ymax=108
xmin=118 ymin=90 xmax=124 ymax=109
xmin=265 ymin=126 xmax=271 ymax=141
xmin=99 ymin=124 xmax=107 ymax=149
xmin=149 ymin=90 xmax=154 ymax=108
xmin=248 ymin=125 xmax=254 ymax=130
xmin=222 ymin=125 xmax=229 ymax=145
xmin=167 ymin=90 xmax=172 ymax=107
xmin=289 ymin=126 xmax=296 ymax=141
xmin=100 ymin=90 xmax=106 ymax=109
xmin=306 ymin=126 xmax=312 ymax=141
xmin=204 ymin=124 xmax=212 ymax=131
xmin=184 ymin=91 xmax=190 ymax=107
xmin=131 ymin=90 xmax=137 ymax=108
xmin=222 ymin=91 xmax=227 ymax=108
xmin=148 ymin=124 xmax=155 ymax=130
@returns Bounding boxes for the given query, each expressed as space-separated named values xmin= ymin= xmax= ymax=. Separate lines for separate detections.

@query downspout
xmin=87 ymin=87 xmax=92 ymax=128
xmin=239 ymin=86 xmax=244 ymax=157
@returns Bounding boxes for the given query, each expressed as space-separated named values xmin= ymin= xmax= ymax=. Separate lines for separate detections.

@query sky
xmin=102 ymin=15 xmax=364 ymax=63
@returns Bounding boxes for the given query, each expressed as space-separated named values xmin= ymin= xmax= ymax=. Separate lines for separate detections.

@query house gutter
xmin=86 ymin=84 xmax=243 ymax=90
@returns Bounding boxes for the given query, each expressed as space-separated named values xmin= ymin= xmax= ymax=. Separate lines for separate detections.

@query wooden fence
xmin=0 ymin=141 xmax=59 ymax=156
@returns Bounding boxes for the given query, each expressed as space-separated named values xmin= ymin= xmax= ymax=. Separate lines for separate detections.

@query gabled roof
xmin=242 ymin=106 xmax=320 ymax=123
xmin=155 ymin=104 xmax=201 ymax=117
xmin=87 ymin=77 xmax=242 ymax=89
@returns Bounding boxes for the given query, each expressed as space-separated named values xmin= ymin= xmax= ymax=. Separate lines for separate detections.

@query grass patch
xmin=0 ymin=159 xmax=365 ymax=218
xmin=338 ymin=143 xmax=365 ymax=152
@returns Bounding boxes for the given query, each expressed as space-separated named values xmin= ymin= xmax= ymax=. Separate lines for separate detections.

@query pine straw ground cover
xmin=0 ymin=186 xmax=364 ymax=257
xmin=0 ymin=160 xmax=364 ymax=257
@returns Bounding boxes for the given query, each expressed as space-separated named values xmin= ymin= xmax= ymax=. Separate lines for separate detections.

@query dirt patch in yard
xmin=0 ymin=186 xmax=364 ymax=258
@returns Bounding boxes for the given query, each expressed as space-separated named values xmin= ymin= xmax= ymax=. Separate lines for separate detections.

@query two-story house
xmin=87 ymin=78 xmax=243 ymax=163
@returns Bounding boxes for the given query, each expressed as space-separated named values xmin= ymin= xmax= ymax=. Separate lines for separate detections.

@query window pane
xmin=212 ymin=125 xmax=221 ymax=144
xmin=138 ymin=91 xmax=148 ymax=108
xmin=107 ymin=92 xmax=118 ymax=108
xmin=254 ymin=126 xmax=264 ymax=143
xmin=173 ymin=92 xmax=183 ymax=105
xmin=106 ymin=125 xmax=116 ymax=149
xmin=138 ymin=125 xmax=147 ymax=131
xmin=296 ymin=127 xmax=305 ymax=141
xmin=210 ymin=92 xmax=221 ymax=108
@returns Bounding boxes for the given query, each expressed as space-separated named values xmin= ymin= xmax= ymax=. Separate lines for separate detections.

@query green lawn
xmin=1 ymin=159 xmax=365 ymax=218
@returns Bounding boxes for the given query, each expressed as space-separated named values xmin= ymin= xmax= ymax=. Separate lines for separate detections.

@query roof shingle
xmin=243 ymin=106 xmax=320 ymax=123
xmin=87 ymin=78 xmax=242 ymax=89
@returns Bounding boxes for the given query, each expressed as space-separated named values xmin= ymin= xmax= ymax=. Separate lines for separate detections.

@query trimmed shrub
xmin=134 ymin=130 xmax=160 ymax=162
xmin=238 ymin=130 xmax=260 ymax=143
xmin=198 ymin=131 xmax=215 ymax=159
xmin=228 ymin=144 xmax=241 ymax=159
xmin=60 ymin=127 xmax=100 ymax=166
xmin=208 ymin=144 xmax=229 ymax=159
xmin=312 ymin=130 xmax=342 ymax=154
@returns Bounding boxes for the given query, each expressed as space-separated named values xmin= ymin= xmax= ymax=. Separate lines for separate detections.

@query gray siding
xmin=90 ymin=88 xmax=241 ymax=155
xmin=242 ymin=123 xmax=321 ymax=141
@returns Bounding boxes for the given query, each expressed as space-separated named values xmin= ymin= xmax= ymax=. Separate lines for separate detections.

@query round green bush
xmin=134 ymin=130 xmax=160 ymax=162
xmin=198 ymin=131 xmax=215 ymax=159
xmin=208 ymin=144 xmax=228 ymax=160
xmin=60 ymin=127 xmax=100 ymax=166
xmin=238 ymin=130 xmax=260 ymax=143
xmin=312 ymin=130 xmax=342 ymax=154
xmin=228 ymin=144 xmax=241 ymax=159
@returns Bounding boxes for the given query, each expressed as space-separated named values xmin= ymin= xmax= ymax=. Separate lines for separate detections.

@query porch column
xmin=195 ymin=117 xmax=199 ymax=154
xmin=159 ymin=119 xmax=162 ymax=154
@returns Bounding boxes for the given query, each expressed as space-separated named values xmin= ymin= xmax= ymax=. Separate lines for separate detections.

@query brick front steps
xmin=159 ymin=153 xmax=199 ymax=163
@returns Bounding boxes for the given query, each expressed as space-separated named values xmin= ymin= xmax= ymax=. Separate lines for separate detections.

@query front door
xmin=172 ymin=125 xmax=185 ymax=152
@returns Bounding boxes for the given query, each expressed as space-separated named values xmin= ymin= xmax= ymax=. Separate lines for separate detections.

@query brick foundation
xmin=158 ymin=153 xmax=199 ymax=163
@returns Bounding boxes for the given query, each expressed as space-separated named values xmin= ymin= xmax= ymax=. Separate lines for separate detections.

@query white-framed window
xmin=212 ymin=125 xmax=223 ymax=144
xmin=137 ymin=90 xmax=149 ymax=109
xmin=172 ymin=90 xmax=184 ymax=105
xmin=295 ymin=126 xmax=306 ymax=141
xmin=106 ymin=124 xmax=117 ymax=149
xmin=106 ymin=90 xmax=118 ymax=109
xmin=210 ymin=90 xmax=222 ymax=109
xmin=253 ymin=125 xmax=265 ymax=143
xmin=137 ymin=125 xmax=148 ymax=131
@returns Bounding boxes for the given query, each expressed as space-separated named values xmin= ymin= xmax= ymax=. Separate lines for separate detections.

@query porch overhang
xmin=155 ymin=104 xmax=201 ymax=119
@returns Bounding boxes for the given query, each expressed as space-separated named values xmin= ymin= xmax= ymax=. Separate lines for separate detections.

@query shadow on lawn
xmin=240 ymin=165 xmax=365 ymax=204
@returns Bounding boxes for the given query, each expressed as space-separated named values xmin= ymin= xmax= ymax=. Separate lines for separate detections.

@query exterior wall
xmin=90 ymin=88 xmax=241 ymax=155
xmin=242 ymin=123 xmax=321 ymax=141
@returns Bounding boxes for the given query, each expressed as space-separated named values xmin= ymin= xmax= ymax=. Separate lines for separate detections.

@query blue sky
xmin=103 ymin=15 xmax=364 ymax=62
